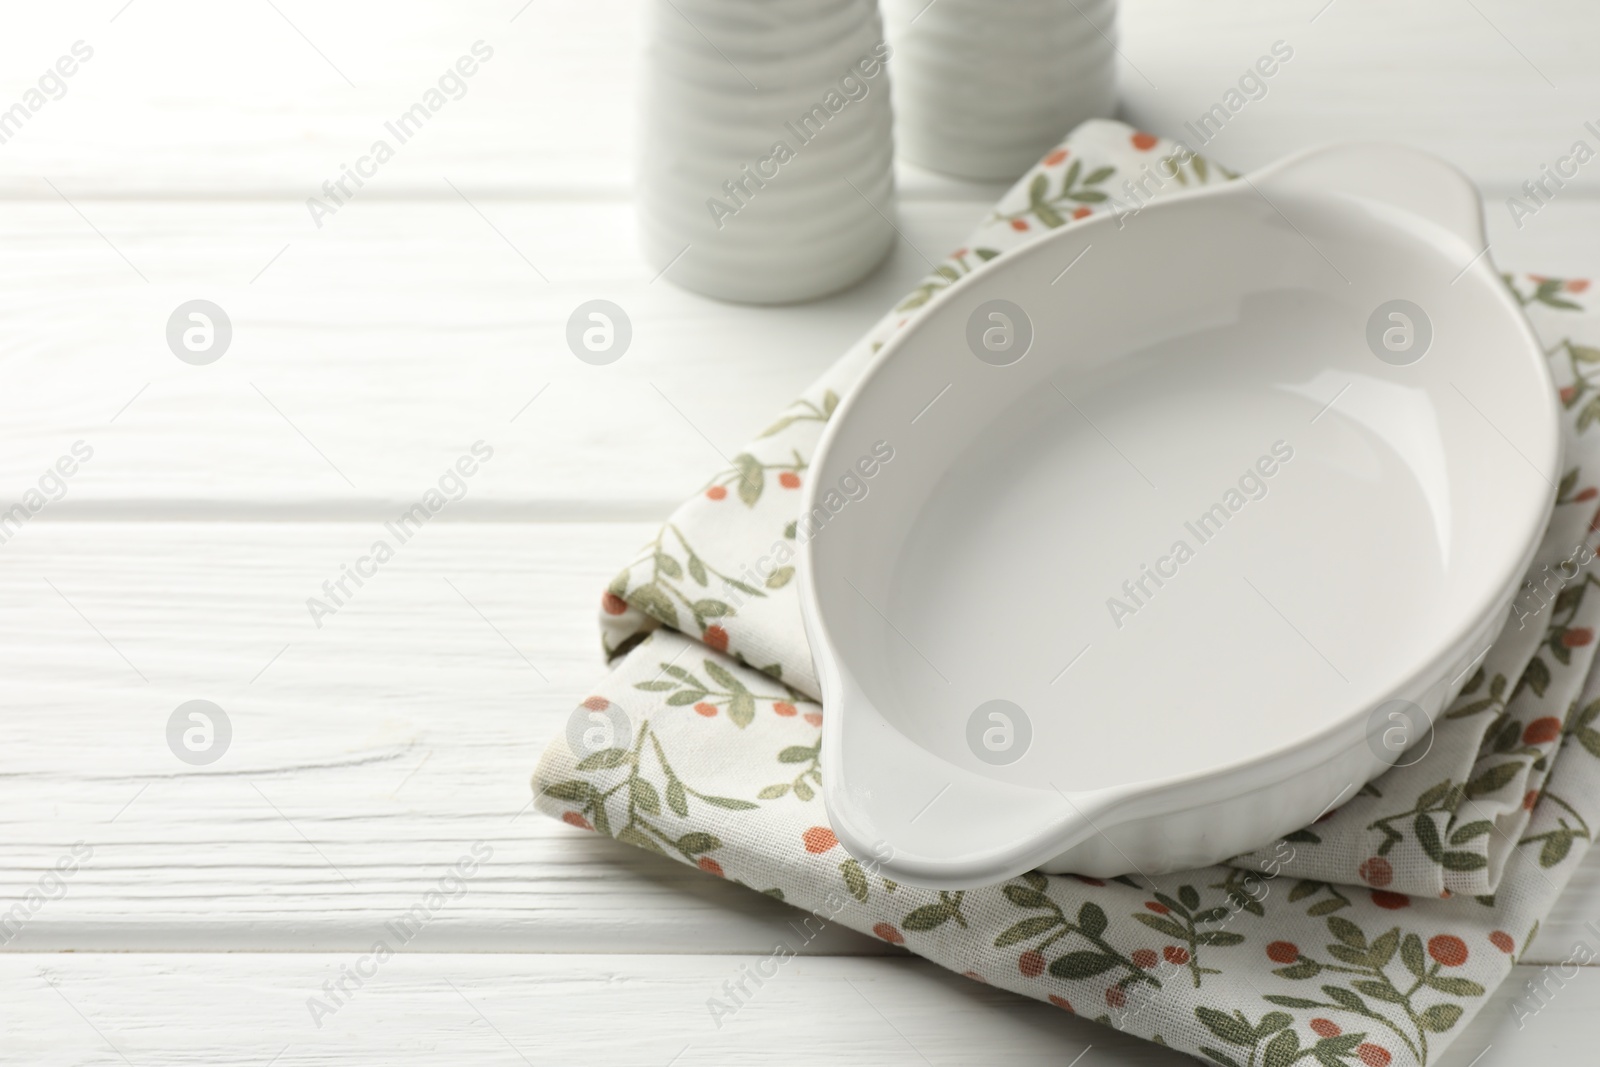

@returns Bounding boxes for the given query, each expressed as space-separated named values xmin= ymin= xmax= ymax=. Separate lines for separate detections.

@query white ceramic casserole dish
xmin=798 ymin=144 xmax=1561 ymax=889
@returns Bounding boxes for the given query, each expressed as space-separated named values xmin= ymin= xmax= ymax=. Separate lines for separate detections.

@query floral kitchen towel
xmin=536 ymin=119 xmax=1600 ymax=1065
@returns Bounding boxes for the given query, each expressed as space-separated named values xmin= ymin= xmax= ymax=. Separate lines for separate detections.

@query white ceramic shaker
xmin=882 ymin=0 xmax=1118 ymax=181
xmin=637 ymin=0 xmax=897 ymax=304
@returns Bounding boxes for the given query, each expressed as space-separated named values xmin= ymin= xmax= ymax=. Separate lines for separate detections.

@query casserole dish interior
xmin=800 ymin=144 xmax=1560 ymax=888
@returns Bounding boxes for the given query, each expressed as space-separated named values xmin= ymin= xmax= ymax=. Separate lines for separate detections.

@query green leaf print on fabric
xmin=539 ymin=713 xmax=762 ymax=866
xmin=896 ymin=247 xmax=1005 ymax=312
xmin=1195 ymin=1007 xmax=1374 ymax=1067
xmin=1263 ymin=916 xmax=1484 ymax=1064
xmin=615 ymin=524 xmax=765 ymax=641
xmin=633 ymin=657 xmax=801 ymax=729
xmin=549 ymin=120 xmax=1600 ymax=1067
xmin=1504 ymin=273 xmax=1588 ymax=311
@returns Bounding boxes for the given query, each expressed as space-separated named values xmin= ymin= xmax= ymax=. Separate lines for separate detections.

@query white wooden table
xmin=3 ymin=1 xmax=1598 ymax=1063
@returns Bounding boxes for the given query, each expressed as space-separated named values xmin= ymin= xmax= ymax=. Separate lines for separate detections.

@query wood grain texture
xmin=2 ymin=1 xmax=1596 ymax=198
xmin=3 ymin=0 xmax=1600 ymax=1062
xmin=0 ymin=522 xmax=884 ymax=955
xmin=0 ymin=198 xmax=981 ymax=516
xmin=1 ymin=198 xmax=1596 ymax=519
xmin=0 ymin=0 xmax=633 ymax=197
xmin=7 ymin=952 xmax=1585 ymax=1066
xmin=1117 ymin=0 xmax=1600 ymax=198
xmin=0 ymin=523 xmax=1597 ymax=966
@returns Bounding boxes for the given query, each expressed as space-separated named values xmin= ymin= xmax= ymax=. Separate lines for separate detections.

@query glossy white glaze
xmin=801 ymin=144 xmax=1562 ymax=887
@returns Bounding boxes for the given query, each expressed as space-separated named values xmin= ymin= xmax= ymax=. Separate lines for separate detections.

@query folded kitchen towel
xmin=534 ymin=120 xmax=1600 ymax=1065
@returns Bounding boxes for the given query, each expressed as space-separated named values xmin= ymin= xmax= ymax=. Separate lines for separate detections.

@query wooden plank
xmin=1118 ymin=0 xmax=1600 ymax=198
xmin=0 ymin=522 xmax=1597 ymax=962
xmin=1 ymin=1 xmax=1596 ymax=197
xmin=2 ymin=952 xmax=1588 ymax=1066
xmin=0 ymin=521 xmax=882 ymax=955
xmin=0 ymin=0 xmax=1000 ymax=201
xmin=0 ymin=197 xmax=982 ymax=516
xmin=1 ymin=197 xmax=1595 ymax=517
xmin=0 ymin=0 xmax=635 ymax=197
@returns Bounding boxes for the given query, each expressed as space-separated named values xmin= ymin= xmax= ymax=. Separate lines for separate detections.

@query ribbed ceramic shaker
xmin=637 ymin=0 xmax=897 ymax=303
xmin=883 ymin=0 xmax=1117 ymax=180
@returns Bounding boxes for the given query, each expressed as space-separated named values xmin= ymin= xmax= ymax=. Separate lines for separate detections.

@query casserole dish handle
xmin=1251 ymin=142 xmax=1485 ymax=251
xmin=821 ymin=671 xmax=1116 ymax=889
